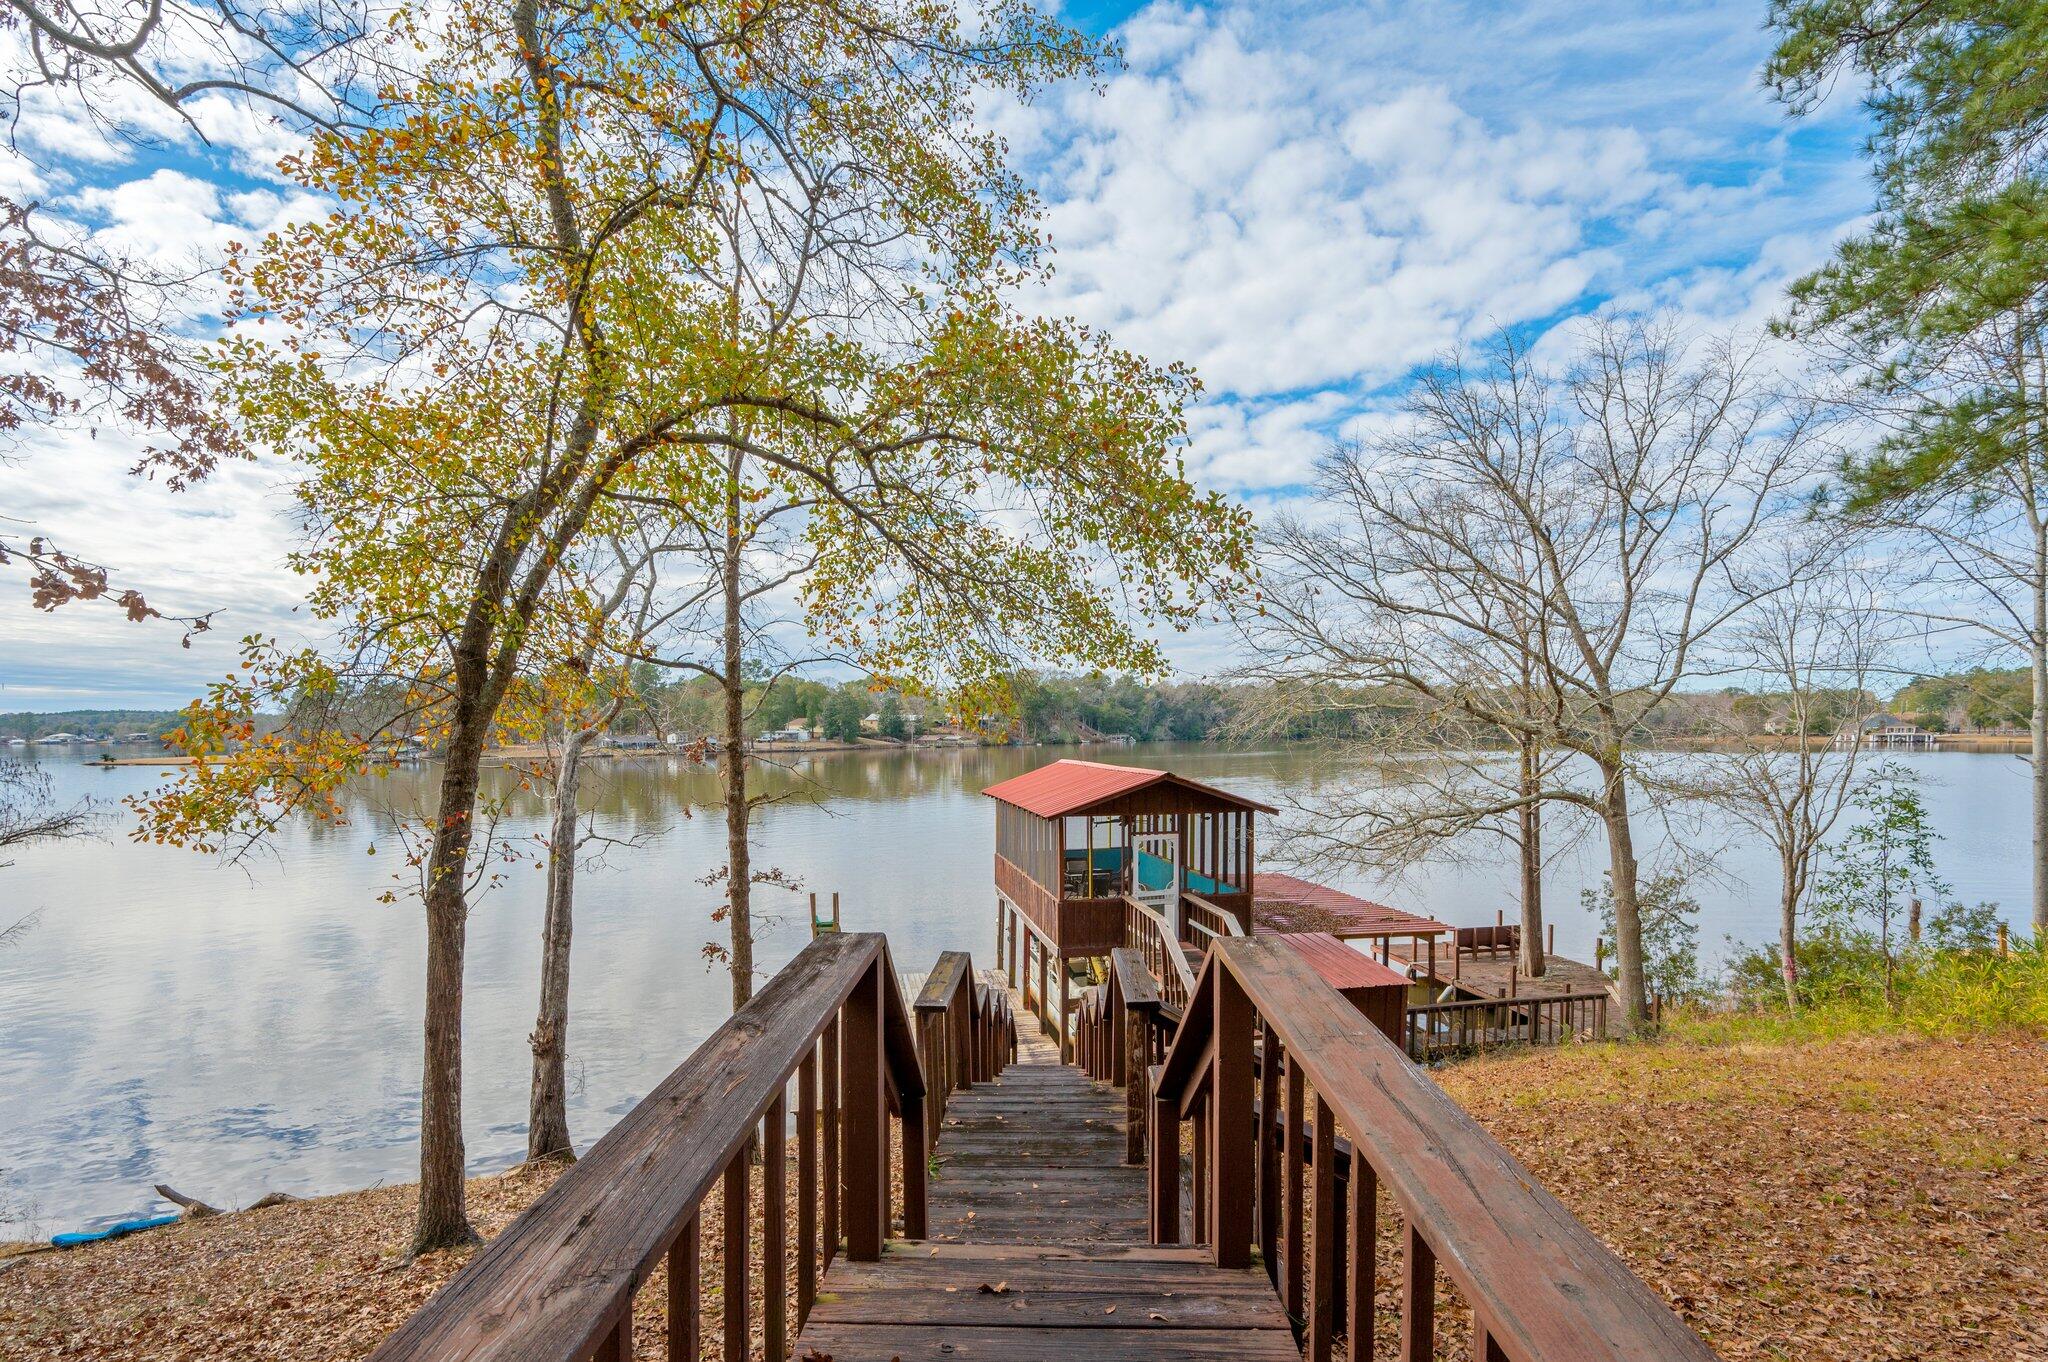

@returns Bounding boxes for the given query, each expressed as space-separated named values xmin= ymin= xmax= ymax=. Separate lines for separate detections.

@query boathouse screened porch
xmin=984 ymin=758 xmax=1275 ymax=959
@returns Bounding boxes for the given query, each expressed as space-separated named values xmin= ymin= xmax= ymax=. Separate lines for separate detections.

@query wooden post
xmin=1059 ymin=960 xmax=1072 ymax=1064
xmin=666 ymin=1216 xmax=698 ymax=1362
xmin=1125 ymin=1005 xmax=1146 ymax=1165
xmin=842 ymin=961 xmax=885 ymax=1261
xmin=1999 ymin=922 xmax=2011 ymax=957
xmin=722 ymin=1144 xmax=749 ymax=1361
xmin=797 ymin=1052 xmax=818 ymax=1327
xmin=763 ymin=1091 xmax=787 ymax=1362
xmin=1148 ymin=1085 xmax=1180 ymax=1243
xmin=822 ymin=1016 xmax=840 ymax=1266
xmin=1547 ymin=922 xmax=1556 ymax=955
xmin=1309 ymin=1096 xmax=1337 ymax=1361
xmin=1257 ymin=1021 xmax=1280 ymax=1285
xmin=1401 ymin=1222 xmax=1435 ymax=1362
xmin=1213 ymin=960 xmax=1255 ymax=1269
xmin=1347 ymin=1147 xmax=1375 ymax=1362
xmin=1038 ymin=945 xmax=1051 ymax=1039
xmin=1284 ymin=1051 xmax=1305 ymax=1322
xmin=902 ymin=1087 xmax=927 ymax=1239
xmin=1909 ymin=896 xmax=1922 ymax=942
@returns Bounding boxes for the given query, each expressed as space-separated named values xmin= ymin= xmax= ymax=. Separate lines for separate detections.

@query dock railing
xmin=1181 ymin=890 xmax=1244 ymax=944
xmin=913 ymin=949 xmax=1017 ymax=1143
xmin=1075 ymin=946 xmax=1168 ymax=1164
xmin=1404 ymin=989 xmax=1609 ymax=1061
xmin=1148 ymin=935 xmax=1718 ymax=1362
xmin=1123 ymin=893 xmax=1197 ymax=1009
xmin=367 ymin=932 xmax=927 ymax=1362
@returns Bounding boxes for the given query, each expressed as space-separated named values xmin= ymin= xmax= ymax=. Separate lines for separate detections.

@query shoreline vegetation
xmin=4 ymin=1026 xmax=2039 ymax=1361
xmin=5 ymin=663 xmax=2042 ymax=756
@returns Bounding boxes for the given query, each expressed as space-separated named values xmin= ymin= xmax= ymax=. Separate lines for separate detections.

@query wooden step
xmin=799 ymin=1242 xmax=1299 ymax=1361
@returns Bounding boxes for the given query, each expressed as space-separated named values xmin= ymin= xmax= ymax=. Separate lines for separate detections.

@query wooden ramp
xmin=796 ymin=986 xmax=1299 ymax=1361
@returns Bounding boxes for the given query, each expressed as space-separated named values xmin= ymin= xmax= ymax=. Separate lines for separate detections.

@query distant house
xmin=1837 ymin=714 xmax=1936 ymax=750
xmin=860 ymin=712 xmax=881 ymax=734
xmin=34 ymin=732 xmax=80 ymax=744
xmin=757 ymin=722 xmax=815 ymax=745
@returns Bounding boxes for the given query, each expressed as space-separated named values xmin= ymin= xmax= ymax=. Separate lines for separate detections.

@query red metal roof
xmin=1273 ymin=931 xmax=1413 ymax=994
xmin=980 ymin=759 xmax=1277 ymax=819
xmin=1253 ymin=873 xmax=1448 ymax=940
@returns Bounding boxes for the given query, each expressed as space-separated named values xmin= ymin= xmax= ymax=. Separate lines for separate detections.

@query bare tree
xmin=1252 ymin=320 xmax=1831 ymax=1028
xmin=0 ymin=756 xmax=90 ymax=948
xmin=1686 ymin=539 xmax=1890 ymax=1008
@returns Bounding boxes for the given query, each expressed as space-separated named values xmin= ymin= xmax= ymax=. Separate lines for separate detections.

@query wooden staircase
xmin=794 ymin=988 xmax=1298 ymax=1361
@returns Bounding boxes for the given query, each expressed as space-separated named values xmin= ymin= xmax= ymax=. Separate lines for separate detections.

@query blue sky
xmin=0 ymin=0 xmax=1877 ymax=709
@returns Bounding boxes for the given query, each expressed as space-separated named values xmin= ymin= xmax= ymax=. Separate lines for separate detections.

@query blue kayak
xmin=50 ymin=1213 xmax=180 ymax=1248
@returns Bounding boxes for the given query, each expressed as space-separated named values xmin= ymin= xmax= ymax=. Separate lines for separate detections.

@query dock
xmin=1387 ymin=939 xmax=1613 ymax=1000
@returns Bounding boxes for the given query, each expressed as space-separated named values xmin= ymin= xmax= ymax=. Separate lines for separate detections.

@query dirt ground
xmin=1 ymin=1032 xmax=2040 ymax=1360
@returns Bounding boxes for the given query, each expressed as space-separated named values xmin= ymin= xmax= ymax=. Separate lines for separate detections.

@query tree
xmin=1769 ymin=2 xmax=2048 ymax=938
xmin=1249 ymin=321 xmax=1829 ymax=1027
xmin=1582 ymin=867 xmax=1704 ymax=1007
xmin=524 ymin=545 xmax=661 ymax=1164
xmin=0 ymin=0 xmax=381 ymax=625
xmin=138 ymin=0 xmax=1246 ymax=1253
xmin=0 ymin=756 xmax=92 ymax=948
xmin=600 ymin=84 xmax=1252 ymax=1011
xmin=1691 ymin=542 xmax=1889 ymax=1007
xmin=820 ymin=689 xmax=864 ymax=743
xmin=877 ymin=693 xmax=908 ymax=742
xmin=1809 ymin=762 xmax=1950 ymax=1009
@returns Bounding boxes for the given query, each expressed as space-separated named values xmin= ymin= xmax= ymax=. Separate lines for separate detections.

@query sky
xmin=0 ymin=0 xmax=1879 ymax=710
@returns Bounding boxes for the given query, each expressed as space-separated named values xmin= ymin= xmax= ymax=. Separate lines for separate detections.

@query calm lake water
xmin=0 ymin=742 xmax=2034 ymax=1238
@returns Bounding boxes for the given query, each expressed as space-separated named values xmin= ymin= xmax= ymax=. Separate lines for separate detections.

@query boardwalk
xmin=795 ymin=982 xmax=1299 ymax=1361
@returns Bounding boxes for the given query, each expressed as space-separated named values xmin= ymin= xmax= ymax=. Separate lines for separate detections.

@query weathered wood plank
xmin=792 ymin=1324 xmax=1303 ymax=1361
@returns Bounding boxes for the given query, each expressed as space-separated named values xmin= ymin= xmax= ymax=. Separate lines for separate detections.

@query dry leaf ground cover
xmin=1 ymin=1032 xmax=2040 ymax=1360
xmin=1433 ymin=1031 xmax=2046 ymax=1360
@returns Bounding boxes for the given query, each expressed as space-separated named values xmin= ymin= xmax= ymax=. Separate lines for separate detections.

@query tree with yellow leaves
xmin=136 ymin=0 xmax=1250 ymax=1255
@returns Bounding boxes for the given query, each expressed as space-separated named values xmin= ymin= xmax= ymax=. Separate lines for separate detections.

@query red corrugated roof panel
xmin=1253 ymin=873 xmax=1448 ymax=939
xmin=980 ymin=759 xmax=1276 ymax=818
xmin=1274 ymin=931 xmax=1413 ymax=993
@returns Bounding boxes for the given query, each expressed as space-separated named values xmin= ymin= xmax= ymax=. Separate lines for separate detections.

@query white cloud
xmin=0 ymin=0 xmax=1883 ymax=702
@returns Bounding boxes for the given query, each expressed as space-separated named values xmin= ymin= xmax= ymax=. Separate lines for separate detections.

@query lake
xmin=0 ymin=742 xmax=2034 ymax=1238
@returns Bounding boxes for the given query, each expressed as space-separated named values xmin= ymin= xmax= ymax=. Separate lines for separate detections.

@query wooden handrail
xmin=1150 ymin=936 xmax=1717 ymax=1362
xmin=1075 ymin=947 xmax=1173 ymax=1166
xmin=1123 ymin=894 xmax=1196 ymax=1006
xmin=369 ymin=933 xmax=925 ymax=1362
xmin=1182 ymin=891 xmax=1244 ymax=938
xmin=914 ymin=950 xmax=1015 ymax=1139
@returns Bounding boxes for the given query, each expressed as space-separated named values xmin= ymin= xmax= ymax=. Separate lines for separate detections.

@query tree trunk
xmin=1518 ymin=737 xmax=1545 ymax=977
xmin=720 ymin=467 xmax=754 ymax=1010
xmin=1596 ymin=758 xmax=1650 ymax=1031
xmin=413 ymin=701 xmax=488 ymax=1255
xmin=1778 ymin=846 xmax=1801 ymax=1012
xmin=528 ymin=727 xmax=591 ymax=1163
xmin=2033 ymin=535 xmax=2048 ymax=938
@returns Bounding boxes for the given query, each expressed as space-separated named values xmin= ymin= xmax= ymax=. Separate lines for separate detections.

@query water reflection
xmin=0 ymin=743 xmax=2033 ymax=1237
